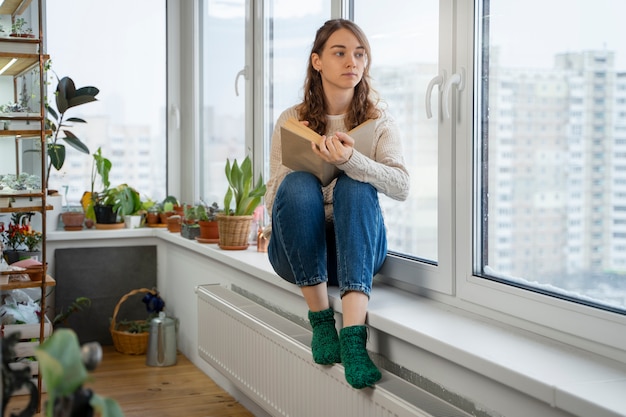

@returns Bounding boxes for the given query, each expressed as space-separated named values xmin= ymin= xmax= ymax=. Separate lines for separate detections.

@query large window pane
xmin=478 ymin=0 xmax=626 ymax=313
xmin=356 ymin=0 xmax=440 ymax=262
xmin=262 ymin=1 xmax=330 ymax=179
xmin=199 ymin=0 xmax=247 ymax=205
xmin=46 ymin=0 xmax=166 ymax=205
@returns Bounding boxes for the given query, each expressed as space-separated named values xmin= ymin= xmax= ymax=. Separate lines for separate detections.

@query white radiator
xmin=196 ymin=284 xmax=471 ymax=417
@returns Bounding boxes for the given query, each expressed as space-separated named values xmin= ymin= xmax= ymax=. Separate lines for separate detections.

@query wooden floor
xmin=6 ymin=346 xmax=255 ymax=417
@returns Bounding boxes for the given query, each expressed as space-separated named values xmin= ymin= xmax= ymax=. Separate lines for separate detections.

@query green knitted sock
xmin=308 ymin=308 xmax=341 ymax=365
xmin=340 ymin=325 xmax=382 ymax=389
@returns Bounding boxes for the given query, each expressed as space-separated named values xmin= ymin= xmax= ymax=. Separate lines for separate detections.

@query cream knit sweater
xmin=265 ymin=105 xmax=410 ymax=225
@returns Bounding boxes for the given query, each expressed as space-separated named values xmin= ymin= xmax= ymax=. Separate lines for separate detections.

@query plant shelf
xmin=0 ymin=275 xmax=55 ymax=291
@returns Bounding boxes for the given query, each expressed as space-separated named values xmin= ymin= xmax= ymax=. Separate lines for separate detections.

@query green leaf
xmin=55 ymin=77 xmax=75 ymax=114
xmin=224 ymin=187 xmax=233 ymax=214
xmin=222 ymin=156 xmax=265 ymax=215
xmin=48 ymin=143 xmax=66 ymax=170
xmin=35 ymin=329 xmax=89 ymax=411
xmin=66 ymin=117 xmax=87 ymax=123
xmin=240 ymin=196 xmax=262 ymax=215
xmin=230 ymin=160 xmax=243 ymax=200
xmin=93 ymin=147 xmax=112 ymax=190
xmin=90 ymin=394 xmax=125 ymax=417
xmin=68 ymin=95 xmax=98 ymax=109
xmin=62 ymin=131 xmax=90 ymax=154
xmin=75 ymin=85 xmax=100 ymax=98
xmin=250 ymin=174 xmax=266 ymax=197
xmin=119 ymin=185 xmax=141 ymax=215
xmin=46 ymin=104 xmax=59 ymax=123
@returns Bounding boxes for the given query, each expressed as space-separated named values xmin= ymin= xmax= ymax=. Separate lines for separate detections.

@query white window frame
xmin=173 ymin=0 xmax=626 ymax=361
xmin=376 ymin=0 xmax=455 ymax=296
xmin=453 ymin=0 xmax=626 ymax=360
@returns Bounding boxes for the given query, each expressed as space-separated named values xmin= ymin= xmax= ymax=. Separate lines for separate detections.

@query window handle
xmin=442 ymin=67 xmax=465 ymax=119
xmin=425 ymin=70 xmax=445 ymax=119
xmin=170 ymin=105 xmax=180 ymax=129
xmin=235 ymin=66 xmax=249 ymax=97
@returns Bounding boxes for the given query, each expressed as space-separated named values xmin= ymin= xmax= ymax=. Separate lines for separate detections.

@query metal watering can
xmin=146 ymin=312 xmax=178 ymax=367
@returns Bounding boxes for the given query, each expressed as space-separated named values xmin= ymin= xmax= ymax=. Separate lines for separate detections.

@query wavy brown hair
xmin=296 ymin=19 xmax=380 ymax=134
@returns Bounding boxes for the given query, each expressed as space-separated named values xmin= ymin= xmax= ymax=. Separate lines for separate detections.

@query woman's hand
xmin=313 ymin=131 xmax=355 ymax=165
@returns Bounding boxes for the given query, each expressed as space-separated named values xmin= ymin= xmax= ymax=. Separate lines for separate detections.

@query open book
xmin=280 ymin=118 xmax=375 ymax=186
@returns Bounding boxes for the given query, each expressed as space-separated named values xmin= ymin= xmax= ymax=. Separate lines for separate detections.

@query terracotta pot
xmin=61 ymin=212 xmax=85 ymax=231
xmin=25 ymin=267 xmax=44 ymax=281
xmin=146 ymin=212 xmax=160 ymax=225
xmin=198 ymin=220 xmax=219 ymax=240
xmin=160 ymin=211 xmax=176 ymax=224
xmin=167 ymin=215 xmax=181 ymax=233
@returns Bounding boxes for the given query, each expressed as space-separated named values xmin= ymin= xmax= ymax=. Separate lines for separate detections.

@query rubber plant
xmin=46 ymin=76 xmax=100 ymax=185
xmin=223 ymin=156 xmax=266 ymax=216
xmin=35 ymin=328 xmax=124 ymax=417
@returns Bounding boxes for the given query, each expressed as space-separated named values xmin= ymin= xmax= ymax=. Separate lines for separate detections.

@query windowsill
xmin=47 ymin=228 xmax=626 ymax=417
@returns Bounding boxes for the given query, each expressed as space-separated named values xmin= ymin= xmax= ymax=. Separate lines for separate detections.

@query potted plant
xmin=160 ymin=196 xmax=182 ymax=232
xmin=159 ymin=195 xmax=178 ymax=222
xmin=81 ymin=147 xmax=119 ymax=226
xmin=103 ymin=184 xmax=143 ymax=228
xmin=10 ymin=18 xmax=34 ymax=38
xmin=60 ymin=208 xmax=85 ymax=231
xmin=1 ymin=212 xmax=43 ymax=264
xmin=197 ymin=201 xmax=221 ymax=242
xmin=46 ymin=76 xmax=99 ymax=187
xmin=181 ymin=204 xmax=201 ymax=240
xmin=217 ymin=156 xmax=266 ymax=250
xmin=142 ymin=198 xmax=162 ymax=226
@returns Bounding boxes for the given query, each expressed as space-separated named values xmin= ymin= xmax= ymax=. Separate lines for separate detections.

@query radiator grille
xmin=197 ymin=284 xmax=470 ymax=417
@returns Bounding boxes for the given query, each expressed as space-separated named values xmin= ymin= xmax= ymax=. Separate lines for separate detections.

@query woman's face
xmin=312 ymin=28 xmax=367 ymax=93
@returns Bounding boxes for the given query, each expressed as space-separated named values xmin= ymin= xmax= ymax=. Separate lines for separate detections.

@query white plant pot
xmin=124 ymin=215 xmax=143 ymax=229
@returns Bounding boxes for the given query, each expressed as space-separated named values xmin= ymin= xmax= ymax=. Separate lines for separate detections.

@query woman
xmin=265 ymin=19 xmax=409 ymax=389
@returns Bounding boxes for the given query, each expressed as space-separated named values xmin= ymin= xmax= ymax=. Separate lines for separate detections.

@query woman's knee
xmin=333 ymin=175 xmax=376 ymax=202
xmin=279 ymin=171 xmax=320 ymax=194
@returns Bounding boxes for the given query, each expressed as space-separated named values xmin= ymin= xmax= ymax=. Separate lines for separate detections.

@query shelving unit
xmin=0 ymin=0 xmax=52 ymax=409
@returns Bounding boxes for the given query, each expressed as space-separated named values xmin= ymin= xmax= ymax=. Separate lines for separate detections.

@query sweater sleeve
xmin=265 ymin=107 xmax=410 ymax=224
xmin=337 ymin=113 xmax=410 ymax=201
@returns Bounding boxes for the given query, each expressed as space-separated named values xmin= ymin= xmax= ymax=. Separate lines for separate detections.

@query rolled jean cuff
xmin=299 ymin=275 xmax=328 ymax=288
xmin=340 ymin=284 xmax=371 ymax=299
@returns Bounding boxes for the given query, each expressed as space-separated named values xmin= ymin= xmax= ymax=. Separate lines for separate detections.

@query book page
xmin=281 ymin=118 xmax=375 ymax=186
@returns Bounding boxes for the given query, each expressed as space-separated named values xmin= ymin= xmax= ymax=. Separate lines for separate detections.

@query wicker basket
xmin=217 ymin=214 xmax=253 ymax=250
xmin=110 ymin=288 xmax=156 ymax=355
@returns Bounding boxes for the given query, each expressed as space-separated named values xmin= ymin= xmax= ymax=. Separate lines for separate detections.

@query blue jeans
xmin=268 ymin=171 xmax=387 ymax=297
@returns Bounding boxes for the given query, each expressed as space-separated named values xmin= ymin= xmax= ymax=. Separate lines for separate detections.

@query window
xmin=355 ymin=0 xmax=440 ymax=262
xmin=194 ymin=0 xmax=626 ymax=358
xmin=198 ymin=0 xmax=247 ymax=205
xmin=261 ymin=1 xmax=331 ymax=175
xmin=46 ymin=0 xmax=167 ymax=205
xmin=355 ymin=0 xmax=454 ymax=294
xmin=476 ymin=0 xmax=626 ymax=314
